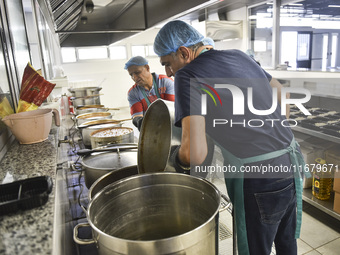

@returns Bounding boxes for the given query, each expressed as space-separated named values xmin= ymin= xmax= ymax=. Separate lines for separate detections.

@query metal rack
xmin=292 ymin=126 xmax=340 ymax=145
xmin=292 ymin=126 xmax=340 ymax=221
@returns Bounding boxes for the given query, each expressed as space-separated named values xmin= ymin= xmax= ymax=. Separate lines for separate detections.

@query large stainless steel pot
xmin=90 ymin=127 xmax=134 ymax=149
xmin=80 ymin=122 xmax=123 ymax=147
xmin=80 ymin=149 xmax=137 ymax=188
xmin=68 ymin=87 xmax=102 ymax=107
xmin=74 ymin=173 xmax=223 ymax=255
xmin=75 ymin=112 xmax=112 ymax=126
xmin=88 ymin=165 xmax=138 ymax=200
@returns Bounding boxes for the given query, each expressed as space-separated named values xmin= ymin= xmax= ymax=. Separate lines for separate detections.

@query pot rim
xmin=81 ymin=149 xmax=138 ymax=170
xmin=86 ymin=172 xmax=221 ymax=245
xmin=78 ymin=119 xmax=123 ymax=129
xmin=68 ymin=86 xmax=102 ymax=92
xmin=88 ymin=165 xmax=138 ymax=201
xmin=76 ymin=112 xmax=111 ymax=120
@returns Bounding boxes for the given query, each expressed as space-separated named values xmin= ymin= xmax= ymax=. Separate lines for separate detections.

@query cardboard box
xmin=304 ymin=137 xmax=334 ymax=158
xmin=334 ymin=191 xmax=340 ymax=214
xmin=299 ymin=144 xmax=314 ymax=189
xmin=294 ymin=132 xmax=311 ymax=144
xmin=334 ymin=172 xmax=340 ymax=193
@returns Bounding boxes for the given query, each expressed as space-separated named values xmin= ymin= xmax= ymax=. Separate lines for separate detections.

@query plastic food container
xmin=2 ymin=108 xmax=60 ymax=144
xmin=0 ymin=176 xmax=53 ymax=216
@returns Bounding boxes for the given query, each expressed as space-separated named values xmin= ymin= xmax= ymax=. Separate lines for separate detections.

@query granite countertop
xmin=0 ymin=127 xmax=58 ymax=255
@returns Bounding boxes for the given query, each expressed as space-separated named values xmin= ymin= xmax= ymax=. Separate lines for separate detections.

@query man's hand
xmin=132 ymin=116 xmax=143 ymax=131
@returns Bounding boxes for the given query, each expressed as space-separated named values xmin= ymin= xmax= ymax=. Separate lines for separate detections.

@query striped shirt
xmin=127 ymin=73 xmax=175 ymax=117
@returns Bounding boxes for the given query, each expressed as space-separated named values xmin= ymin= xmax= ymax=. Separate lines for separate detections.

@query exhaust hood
xmin=205 ymin=20 xmax=243 ymax=41
xmin=43 ymin=0 xmax=263 ymax=47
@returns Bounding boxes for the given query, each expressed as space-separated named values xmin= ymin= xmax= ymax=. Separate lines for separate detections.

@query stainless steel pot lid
xmin=138 ymin=99 xmax=172 ymax=174
xmin=82 ymin=149 xmax=137 ymax=170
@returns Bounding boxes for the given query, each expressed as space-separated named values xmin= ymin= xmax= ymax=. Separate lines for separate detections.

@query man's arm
xmin=178 ymin=115 xmax=207 ymax=166
xmin=159 ymin=75 xmax=175 ymax=102
xmin=128 ymin=89 xmax=144 ymax=130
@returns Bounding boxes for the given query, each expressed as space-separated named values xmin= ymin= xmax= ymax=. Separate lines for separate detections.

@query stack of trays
xmin=295 ymin=107 xmax=340 ymax=137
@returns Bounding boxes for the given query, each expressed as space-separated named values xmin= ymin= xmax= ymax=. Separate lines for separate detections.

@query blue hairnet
xmin=202 ymin=37 xmax=215 ymax=48
xmin=154 ymin=20 xmax=204 ymax=57
xmin=124 ymin=56 xmax=148 ymax=70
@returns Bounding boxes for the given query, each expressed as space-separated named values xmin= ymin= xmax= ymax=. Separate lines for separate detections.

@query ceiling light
xmin=86 ymin=1 xmax=94 ymax=13
xmin=288 ymin=3 xmax=303 ymax=6
xmin=328 ymin=5 xmax=340 ymax=8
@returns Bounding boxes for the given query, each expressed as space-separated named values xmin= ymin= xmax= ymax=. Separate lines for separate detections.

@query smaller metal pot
xmin=80 ymin=149 xmax=138 ymax=188
xmin=76 ymin=112 xmax=112 ymax=126
xmin=90 ymin=127 xmax=134 ymax=149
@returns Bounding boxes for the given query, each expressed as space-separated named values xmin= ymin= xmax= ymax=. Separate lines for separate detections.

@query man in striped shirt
xmin=125 ymin=56 xmax=175 ymax=130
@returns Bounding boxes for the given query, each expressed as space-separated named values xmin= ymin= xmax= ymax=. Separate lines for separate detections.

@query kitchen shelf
xmin=292 ymin=126 xmax=340 ymax=145
xmin=303 ymin=189 xmax=340 ymax=221
xmin=292 ymin=126 xmax=340 ymax=221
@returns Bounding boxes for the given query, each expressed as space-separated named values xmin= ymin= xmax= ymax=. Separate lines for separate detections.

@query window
xmin=61 ymin=47 xmax=76 ymax=63
xmin=131 ymin=45 xmax=146 ymax=57
xmin=254 ymin=40 xmax=267 ymax=52
xmin=109 ymin=45 xmax=127 ymax=60
xmin=146 ymin=45 xmax=156 ymax=57
xmin=249 ymin=2 xmax=273 ymax=68
xmin=281 ymin=32 xmax=297 ymax=68
xmin=78 ymin=47 xmax=108 ymax=60
xmin=331 ymin=33 xmax=338 ymax=68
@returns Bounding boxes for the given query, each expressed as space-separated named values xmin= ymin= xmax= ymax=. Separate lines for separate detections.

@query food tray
xmin=321 ymin=124 xmax=340 ymax=138
xmin=313 ymin=109 xmax=330 ymax=115
xmin=300 ymin=119 xmax=326 ymax=131
xmin=289 ymin=112 xmax=306 ymax=122
xmin=0 ymin=176 xmax=53 ymax=216
xmin=312 ymin=116 xmax=331 ymax=122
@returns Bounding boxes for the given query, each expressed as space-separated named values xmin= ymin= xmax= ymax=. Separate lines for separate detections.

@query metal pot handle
xmin=219 ymin=193 xmax=232 ymax=213
xmin=70 ymin=163 xmax=82 ymax=172
xmin=73 ymin=223 xmax=95 ymax=245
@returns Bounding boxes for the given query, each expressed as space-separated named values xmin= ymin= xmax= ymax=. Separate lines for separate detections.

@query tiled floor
xmin=210 ymin=176 xmax=340 ymax=255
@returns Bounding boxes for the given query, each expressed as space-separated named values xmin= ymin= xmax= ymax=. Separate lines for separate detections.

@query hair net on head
xmin=124 ymin=56 xmax=148 ymax=70
xmin=202 ymin=37 xmax=215 ymax=48
xmin=154 ymin=20 xmax=204 ymax=57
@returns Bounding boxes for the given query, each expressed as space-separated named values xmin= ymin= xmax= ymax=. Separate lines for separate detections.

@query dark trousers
xmin=243 ymin=177 xmax=297 ymax=255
